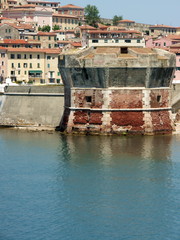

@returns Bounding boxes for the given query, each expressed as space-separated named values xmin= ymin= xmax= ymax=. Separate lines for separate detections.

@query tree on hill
xmin=39 ymin=25 xmax=51 ymax=32
xmin=84 ymin=4 xmax=100 ymax=27
xmin=112 ymin=15 xmax=123 ymax=26
xmin=53 ymin=25 xmax=60 ymax=31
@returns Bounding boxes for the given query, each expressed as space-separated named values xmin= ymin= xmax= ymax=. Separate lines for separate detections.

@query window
xmin=30 ymin=63 xmax=32 ymax=68
xmin=1 ymin=53 xmax=5 ymax=58
xmin=9 ymin=29 xmax=11 ymax=33
xmin=10 ymin=54 xmax=15 ymax=59
xmin=47 ymin=63 xmax=50 ymax=68
xmin=58 ymin=72 xmax=60 ymax=76
xmin=37 ymin=54 xmax=40 ymax=59
xmin=104 ymin=39 xmax=108 ymax=43
xmin=47 ymin=56 xmax=51 ymax=60
xmin=24 ymin=63 xmax=28 ymax=68
xmin=92 ymin=39 xmax=99 ymax=43
xmin=37 ymin=63 xmax=40 ymax=68
xmin=33 ymin=36 xmax=36 ymax=40
xmin=125 ymin=39 xmax=131 ymax=43
xmin=85 ymin=96 xmax=92 ymax=102
xmin=2 ymin=61 xmax=4 ymax=66
xmin=137 ymin=39 xmax=140 ymax=43
xmin=49 ymin=36 xmax=51 ymax=40
xmin=30 ymin=54 xmax=32 ymax=59
xmin=18 ymin=70 xmax=20 ymax=75
xmin=17 ymin=54 xmax=21 ymax=59
xmin=18 ymin=63 xmax=20 ymax=68
xmin=115 ymin=39 xmax=119 ymax=43
xmin=164 ymin=42 xmax=166 ymax=46
xmin=48 ymin=44 xmax=51 ymax=48
xmin=11 ymin=63 xmax=14 ymax=68
xmin=121 ymin=47 xmax=128 ymax=54
xmin=157 ymin=95 xmax=161 ymax=103
xmin=24 ymin=54 xmax=27 ymax=59
xmin=38 ymin=36 xmax=40 ymax=40
xmin=24 ymin=71 xmax=27 ymax=75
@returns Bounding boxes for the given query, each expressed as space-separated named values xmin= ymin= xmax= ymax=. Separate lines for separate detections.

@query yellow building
xmin=52 ymin=13 xmax=79 ymax=30
xmin=7 ymin=47 xmax=62 ymax=84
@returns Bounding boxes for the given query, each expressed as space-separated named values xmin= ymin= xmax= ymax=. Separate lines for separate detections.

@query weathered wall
xmin=59 ymin=47 xmax=176 ymax=135
xmin=0 ymin=86 xmax=64 ymax=128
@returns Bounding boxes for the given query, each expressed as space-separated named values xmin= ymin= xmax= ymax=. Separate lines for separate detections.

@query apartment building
xmin=0 ymin=23 xmax=35 ymax=39
xmin=6 ymin=48 xmax=61 ymax=84
xmin=149 ymin=25 xmax=177 ymax=37
xmin=81 ymin=29 xmax=145 ymax=47
xmin=52 ymin=13 xmax=79 ymax=30
xmin=57 ymin=4 xmax=84 ymax=22
xmin=2 ymin=4 xmax=53 ymax=29
xmin=35 ymin=31 xmax=57 ymax=48
xmin=0 ymin=47 xmax=7 ymax=83
xmin=0 ymin=39 xmax=41 ymax=48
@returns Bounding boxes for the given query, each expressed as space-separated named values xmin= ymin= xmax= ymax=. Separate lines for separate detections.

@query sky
xmin=60 ymin=0 xmax=180 ymax=27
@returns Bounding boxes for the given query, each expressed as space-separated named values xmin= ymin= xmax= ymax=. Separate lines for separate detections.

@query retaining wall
xmin=0 ymin=85 xmax=64 ymax=128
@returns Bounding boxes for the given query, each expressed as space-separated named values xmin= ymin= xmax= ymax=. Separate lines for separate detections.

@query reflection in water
xmin=0 ymin=130 xmax=180 ymax=240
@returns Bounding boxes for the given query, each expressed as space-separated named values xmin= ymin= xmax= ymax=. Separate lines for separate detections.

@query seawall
xmin=0 ymin=85 xmax=64 ymax=129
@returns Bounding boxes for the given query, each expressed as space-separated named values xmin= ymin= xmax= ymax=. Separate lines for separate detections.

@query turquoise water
xmin=0 ymin=129 xmax=180 ymax=240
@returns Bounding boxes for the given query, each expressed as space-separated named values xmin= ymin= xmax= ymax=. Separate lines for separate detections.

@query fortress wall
xmin=0 ymin=86 xmax=64 ymax=128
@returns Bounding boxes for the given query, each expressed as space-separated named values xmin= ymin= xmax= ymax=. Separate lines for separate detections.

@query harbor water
xmin=0 ymin=129 xmax=180 ymax=240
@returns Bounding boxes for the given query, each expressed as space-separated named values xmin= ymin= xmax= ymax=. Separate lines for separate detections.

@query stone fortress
xmin=59 ymin=46 xmax=176 ymax=135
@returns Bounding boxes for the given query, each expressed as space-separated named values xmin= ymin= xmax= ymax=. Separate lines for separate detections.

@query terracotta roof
xmin=119 ymin=19 xmax=135 ymax=23
xmin=52 ymin=13 xmax=78 ymax=19
xmin=37 ymin=31 xmax=56 ymax=36
xmin=78 ymin=25 xmax=96 ymax=30
xmin=170 ymin=43 xmax=180 ymax=48
xmin=150 ymin=24 xmax=176 ymax=29
xmin=0 ymin=23 xmax=34 ymax=30
xmin=71 ymin=42 xmax=82 ymax=47
xmin=57 ymin=40 xmax=71 ymax=44
xmin=97 ymin=23 xmax=108 ymax=30
xmin=7 ymin=47 xmax=61 ymax=54
xmin=166 ymin=34 xmax=180 ymax=40
xmin=13 ymin=4 xmax=36 ymax=8
xmin=0 ymin=47 xmax=7 ymax=50
xmin=88 ymin=30 xmax=141 ymax=34
xmin=27 ymin=1 xmax=58 ymax=4
xmin=4 ymin=23 xmax=34 ymax=30
xmin=0 ymin=17 xmax=12 ymax=20
xmin=59 ymin=4 xmax=84 ymax=9
xmin=3 ymin=39 xmax=27 ymax=44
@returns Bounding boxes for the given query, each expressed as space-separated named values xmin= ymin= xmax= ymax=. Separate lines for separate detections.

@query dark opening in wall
xmin=121 ymin=47 xmax=128 ymax=54
xmin=85 ymin=96 xmax=92 ymax=102
xmin=157 ymin=95 xmax=161 ymax=102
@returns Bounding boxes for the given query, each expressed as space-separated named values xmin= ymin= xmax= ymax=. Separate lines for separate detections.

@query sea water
xmin=0 ymin=129 xmax=180 ymax=240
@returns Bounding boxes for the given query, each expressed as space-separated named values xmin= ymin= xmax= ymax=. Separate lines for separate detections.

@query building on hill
xmin=52 ymin=13 xmax=79 ymax=30
xmin=0 ymin=39 xmax=41 ymax=48
xmin=53 ymin=29 xmax=75 ymax=41
xmin=1 ymin=47 xmax=62 ymax=84
xmin=57 ymin=4 xmax=84 ymax=22
xmin=149 ymin=25 xmax=177 ymax=37
xmin=2 ymin=4 xmax=53 ymax=29
xmin=0 ymin=47 xmax=7 ymax=83
xmin=27 ymin=0 xmax=60 ymax=12
xmin=35 ymin=31 xmax=57 ymax=48
xmin=118 ymin=19 xmax=151 ymax=36
xmin=0 ymin=23 xmax=35 ymax=39
xmin=81 ymin=29 xmax=145 ymax=48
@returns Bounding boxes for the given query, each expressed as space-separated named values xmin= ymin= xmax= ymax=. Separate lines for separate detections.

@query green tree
xmin=40 ymin=25 xmax=51 ymax=32
xmin=112 ymin=15 xmax=123 ymax=26
xmin=84 ymin=4 xmax=100 ymax=27
xmin=52 ymin=25 xmax=60 ymax=31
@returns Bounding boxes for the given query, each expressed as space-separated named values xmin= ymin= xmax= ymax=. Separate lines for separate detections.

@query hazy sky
xmin=60 ymin=0 xmax=180 ymax=26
